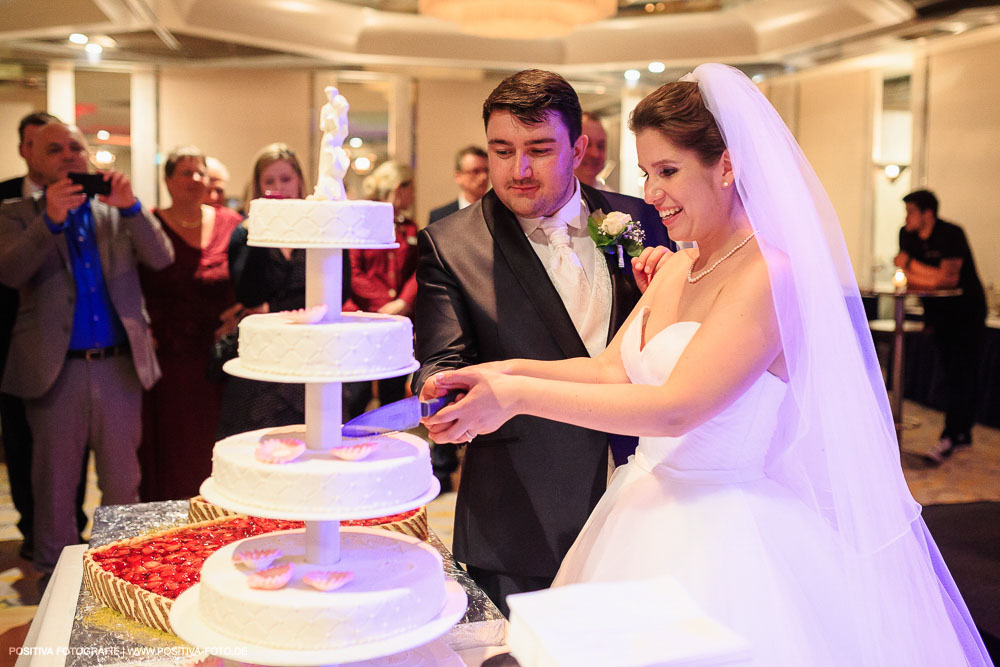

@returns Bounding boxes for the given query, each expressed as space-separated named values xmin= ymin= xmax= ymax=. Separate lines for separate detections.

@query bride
xmin=423 ymin=64 xmax=991 ymax=665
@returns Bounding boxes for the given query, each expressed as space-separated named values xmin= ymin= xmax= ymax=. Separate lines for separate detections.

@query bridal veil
xmin=682 ymin=63 xmax=990 ymax=665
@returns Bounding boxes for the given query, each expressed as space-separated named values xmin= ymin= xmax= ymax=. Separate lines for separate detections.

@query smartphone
xmin=68 ymin=172 xmax=112 ymax=198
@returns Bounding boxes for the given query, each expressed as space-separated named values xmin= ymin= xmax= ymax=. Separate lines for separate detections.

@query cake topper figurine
xmin=310 ymin=86 xmax=351 ymax=202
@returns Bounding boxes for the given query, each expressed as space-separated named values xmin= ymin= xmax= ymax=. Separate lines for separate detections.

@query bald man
xmin=0 ymin=123 xmax=173 ymax=581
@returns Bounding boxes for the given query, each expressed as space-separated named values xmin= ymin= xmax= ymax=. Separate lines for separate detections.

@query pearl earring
xmin=722 ymin=181 xmax=730 ymax=187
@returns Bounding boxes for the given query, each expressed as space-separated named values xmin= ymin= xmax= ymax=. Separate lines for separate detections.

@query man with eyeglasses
xmin=428 ymin=145 xmax=490 ymax=224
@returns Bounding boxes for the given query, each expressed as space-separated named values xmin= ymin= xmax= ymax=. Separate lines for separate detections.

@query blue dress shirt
xmin=44 ymin=198 xmax=128 ymax=350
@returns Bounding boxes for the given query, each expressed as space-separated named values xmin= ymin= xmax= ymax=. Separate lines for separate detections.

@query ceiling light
xmin=349 ymin=137 xmax=363 ymax=148
xmin=353 ymin=156 xmax=372 ymax=173
xmin=751 ymin=74 xmax=764 ymax=83
xmin=94 ymin=150 xmax=115 ymax=167
xmin=69 ymin=33 xmax=88 ymax=45
xmin=85 ymin=43 xmax=103 ymax=54
xmin=96 ymin=130 xmax=111 ymax=141
xmin=624 ymin=69 xmax=641 ymax=82
xmin=648 ymin=62 xmax=665 ymax=74
xmin=418 ymin=0 xmax=616 ymax=39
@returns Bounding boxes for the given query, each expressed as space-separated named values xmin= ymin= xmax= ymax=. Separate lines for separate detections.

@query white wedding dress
xmin=552 ymin=308 xmax=974 ymax=665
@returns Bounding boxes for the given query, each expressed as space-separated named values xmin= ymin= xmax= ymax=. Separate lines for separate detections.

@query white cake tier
xmin=236 ymin=311 xmax=415 ymax=382
xmin=210 ymin=427 xmax=433 ymax=517
xmin=247 ymin=198 xmax=395 ymax=248
xmin=197 ymin=529 xmax=447 ymax=650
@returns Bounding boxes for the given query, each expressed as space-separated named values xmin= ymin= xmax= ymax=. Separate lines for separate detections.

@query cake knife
xmin=341 ymin=391 xmax=459 ymax=438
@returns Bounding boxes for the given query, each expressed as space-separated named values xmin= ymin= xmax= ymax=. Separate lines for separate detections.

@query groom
xmin=413 ymin=69 xmax=671 ymax=615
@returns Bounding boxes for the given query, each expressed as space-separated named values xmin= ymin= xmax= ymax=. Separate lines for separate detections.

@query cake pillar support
xmin=305 ymin=520 xmax=341 ymax=564
xmin=306 ymin=247 xmax=343 ymax=310
xmin=306 ymin=382 xmax=342 ymax=451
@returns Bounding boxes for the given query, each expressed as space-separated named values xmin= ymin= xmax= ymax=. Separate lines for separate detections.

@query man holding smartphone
xmin=0 ymin=122 xmax=174 ymax=585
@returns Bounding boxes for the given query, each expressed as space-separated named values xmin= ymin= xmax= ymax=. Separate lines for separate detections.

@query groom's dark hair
xmin=483 ymin=69 xmax=583 ymax=144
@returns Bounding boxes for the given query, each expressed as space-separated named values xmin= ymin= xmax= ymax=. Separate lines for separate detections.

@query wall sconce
xmin=876 ymin=163 xmax=909 ymax=184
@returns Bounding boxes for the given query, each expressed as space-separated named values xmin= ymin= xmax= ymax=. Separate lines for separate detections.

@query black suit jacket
xmin=0 ymin=177 xmax=25 ymax=379
xmin=412 ymin=184 xmax=671 ymax=578
xmin=428 ymin=199 xmax=460 ymax=224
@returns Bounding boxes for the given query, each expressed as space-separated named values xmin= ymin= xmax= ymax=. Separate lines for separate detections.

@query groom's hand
xmin=420 ymin=374 xmax=461 ymax=441
xmin=632 ymin=245 xmax=673 ymax=293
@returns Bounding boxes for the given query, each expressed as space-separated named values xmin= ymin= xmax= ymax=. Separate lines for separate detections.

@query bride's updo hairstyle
xmin=629 ymin=82 xmax=726 ymax=167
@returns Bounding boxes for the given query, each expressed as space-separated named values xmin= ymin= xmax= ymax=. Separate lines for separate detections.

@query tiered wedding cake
xmin=167 ymin=87 xmax=466 ymax=664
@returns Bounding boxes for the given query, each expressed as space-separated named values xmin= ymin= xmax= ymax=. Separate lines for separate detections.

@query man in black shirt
xmin=896 ymin=189 xmax=986 ymax=463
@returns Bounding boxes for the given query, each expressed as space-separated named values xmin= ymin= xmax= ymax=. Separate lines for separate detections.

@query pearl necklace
xmin=687 ymin=231 xmax=756 ymax=284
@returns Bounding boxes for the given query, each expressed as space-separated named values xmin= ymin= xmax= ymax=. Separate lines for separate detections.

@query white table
xmin=15 ymin=516 xmax=507 ymax=667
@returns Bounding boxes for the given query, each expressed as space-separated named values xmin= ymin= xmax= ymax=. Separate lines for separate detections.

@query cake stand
xmin=171 ymin=235 xmax=467 ymax=663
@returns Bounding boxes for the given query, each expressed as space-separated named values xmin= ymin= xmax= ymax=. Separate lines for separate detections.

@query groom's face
xmin=486 ymin=109 xmax=587 ymax=219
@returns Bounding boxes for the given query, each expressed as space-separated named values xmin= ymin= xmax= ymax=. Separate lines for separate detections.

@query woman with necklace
xmin=138 ymin=146 xmax=242 ymax=501
xmin=423 ymin=66 xmax=988 ymax=664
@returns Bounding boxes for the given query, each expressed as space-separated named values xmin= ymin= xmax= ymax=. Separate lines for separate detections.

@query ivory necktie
xmin=538 ymin=216 xmax=591 ymax=333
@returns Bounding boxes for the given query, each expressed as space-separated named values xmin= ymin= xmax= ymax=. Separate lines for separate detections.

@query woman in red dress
xmin=343 ymin=160 xmax=418 ymax=418
xmin=138 ymin=147 xmax=242 ymax=501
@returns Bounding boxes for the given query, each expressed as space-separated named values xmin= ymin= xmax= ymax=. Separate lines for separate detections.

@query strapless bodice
xmin=621 ymin=308 xmax=787 ymax=481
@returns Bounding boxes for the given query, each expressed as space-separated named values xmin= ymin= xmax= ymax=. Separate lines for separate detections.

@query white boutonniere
xmin=587 ymin=210 xmax=646 ymax=268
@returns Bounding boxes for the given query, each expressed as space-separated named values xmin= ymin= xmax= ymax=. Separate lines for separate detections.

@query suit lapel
xmin=580 ymin=185 xmax=641 ymax=343
xmin=34 ymin=196 xmax=72 ymax=274
xmin=482 ymin=192 xmax=588 ymax=359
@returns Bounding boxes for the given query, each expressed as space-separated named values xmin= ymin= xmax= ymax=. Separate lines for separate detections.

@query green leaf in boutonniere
xmin=587 ymin=209 xmax=646 ymax=259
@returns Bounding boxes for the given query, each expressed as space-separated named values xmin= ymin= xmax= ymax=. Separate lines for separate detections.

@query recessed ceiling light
xmin=648 ymin=62 xmax=665 ymax=74
xmin=85 ymin=43 xmax=103 ymax=54
xmin=751 ymin=74 xmax=765 ymax=83
xmin=97 ymin=130 xmax=110 ymax=140
xmin=348 ymin=137 xmax=363 ymax=148
xmin=624 ymin=69 xmax=641 ymax=82
xmin=69 ymin=33 xmax=88 ymax=45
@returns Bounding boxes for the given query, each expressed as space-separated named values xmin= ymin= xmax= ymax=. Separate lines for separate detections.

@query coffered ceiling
xmin=1 ymin=0 xmax=999 ymax=84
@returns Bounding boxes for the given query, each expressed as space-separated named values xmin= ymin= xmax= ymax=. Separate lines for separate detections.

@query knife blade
xmin=341 ymin=390 xmax=459 ymax=438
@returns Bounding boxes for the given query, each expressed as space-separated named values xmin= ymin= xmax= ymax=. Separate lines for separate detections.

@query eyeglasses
xmin=459 ymin=167 xmax=488 ymax=176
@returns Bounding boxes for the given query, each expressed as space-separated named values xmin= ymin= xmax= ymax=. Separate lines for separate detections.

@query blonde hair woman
xmin=343 ymin=160 xmax=418 ymax=418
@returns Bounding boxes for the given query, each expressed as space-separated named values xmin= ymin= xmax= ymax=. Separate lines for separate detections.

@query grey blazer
xmin=0 ymin=194 xmax=174 ymax=398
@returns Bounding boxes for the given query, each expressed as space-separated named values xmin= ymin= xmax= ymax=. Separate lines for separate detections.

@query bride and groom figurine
xmin=413 ymin=66 xmax=991 ymax=664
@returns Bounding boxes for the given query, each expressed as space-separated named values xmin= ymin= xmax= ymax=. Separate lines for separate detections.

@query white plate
xmin=169 ymin=578 xmax=468 ymax=666
xmin=200 ymin=474 xmax=440 ymax=522
xmin=247 ymin=241 xmax=400 ymax=250
xmin=223 ymin=358 xmax=420 ymax=384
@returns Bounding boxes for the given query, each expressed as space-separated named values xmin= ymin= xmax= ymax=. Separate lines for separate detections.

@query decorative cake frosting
xmin=209 ymin=427 xmax=433 ymax=516
xmin=187 ymin=496 xmax=430 ymax=541
xmin=83 ymin=516 xmax=301 ymax=633
xmin=247 ymin=198 xmax=395 ymax=248
xmin=236 ymin=311 xmax=415 ymax=380
xmin=198 ymin=528 xmax=446 ymax=650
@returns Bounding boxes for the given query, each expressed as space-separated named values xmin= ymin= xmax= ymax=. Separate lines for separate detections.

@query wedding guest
xmin=343 ymin=160 xmax=419 ymax=418
xmin=424 ymin=64 xmax=989 ymax=665
xmin=0 ymin=122 xmax=173 ymax=580
xmin=218 ymin=143 xmax=352 ymax=438
xmin=0 ymin=112 xmax=88 ymax=559
xmin=428 ymin=146 xmax=489 ymax=224
xmin=574 ymin=111 xmax=610 ymax=191
xmin=138 ymin=146 xmax=242 ymax=501
xmin=896 ymin=189 xmax=987 ymax=464
xmin=413 ymin=69 xmax=669 ymax=615
xmin=203 ymin=156 xmax=232 ymax=209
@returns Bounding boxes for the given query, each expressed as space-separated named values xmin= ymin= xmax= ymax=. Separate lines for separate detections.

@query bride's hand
xmin=632 ymin=245 xmax=673 ymax=293
xmin=421 ymin=368 xmax=519 ymax=444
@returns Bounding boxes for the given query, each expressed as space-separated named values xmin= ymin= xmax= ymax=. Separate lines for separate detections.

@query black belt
xmin=67 ymin=343 xmax=130 ymax=360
